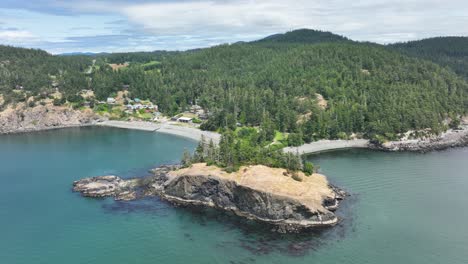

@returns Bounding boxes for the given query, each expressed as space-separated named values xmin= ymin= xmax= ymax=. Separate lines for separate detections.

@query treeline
xmin=95 ymin=50 xmax=179 ymax=64
xmin=182 ymin=128 xmax=314 ymax=176
xmin=1 ymin=30 xmax=468 ymax=141
xmin=390 ymin=37 xmax=468 ymax=80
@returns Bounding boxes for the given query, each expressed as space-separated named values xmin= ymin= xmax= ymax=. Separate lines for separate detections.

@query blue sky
xmin=0 ymin=0 xmax=467 ymax=54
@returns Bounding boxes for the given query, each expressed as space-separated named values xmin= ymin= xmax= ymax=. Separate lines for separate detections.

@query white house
xmin=177 ymin=117 xmax=193 ymax=123
xmin=107 ymin=98 xmax=116 ymax=104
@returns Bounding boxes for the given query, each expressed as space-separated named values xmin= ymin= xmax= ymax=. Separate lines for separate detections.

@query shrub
xmin=53 ymin=97 xmax=65 ymax=106
xmin=291 ymin=173 xmax=303 ymax=182
xmin=337 ymin=132 xmax=348 ymax=140
xmin=450 ymin=118 xmax=461 ymax=129
xmin=303 ymin=161 xmax=314 ymax=176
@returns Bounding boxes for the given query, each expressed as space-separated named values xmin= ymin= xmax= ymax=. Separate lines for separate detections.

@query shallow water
xmin=1 ymin=127 xmax=467 ymax=263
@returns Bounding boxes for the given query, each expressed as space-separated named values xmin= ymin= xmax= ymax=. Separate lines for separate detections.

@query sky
xmin=0 ymin=0 xmax=467 ymax=54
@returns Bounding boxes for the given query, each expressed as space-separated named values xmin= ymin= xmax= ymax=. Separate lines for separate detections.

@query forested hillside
xmin=1 ymin=30 xmax=467 ymax=142
xmin=390 ymin=37 xmax=468 ymax=80
xmin=0 ymin=45 xmax=92 ymax=104
xmin=90 ymin=41 xmax=468 ymax=139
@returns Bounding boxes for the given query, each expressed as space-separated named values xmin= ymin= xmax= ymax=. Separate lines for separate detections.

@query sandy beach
xmin=97 ymin=120 xmax=221 ymax=143
xmin=283 ymin=139 xmax=370 ymax=155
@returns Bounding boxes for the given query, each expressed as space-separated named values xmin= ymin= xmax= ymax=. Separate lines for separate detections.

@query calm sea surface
xmin=1 ymin=127 xmax=467 ymax=264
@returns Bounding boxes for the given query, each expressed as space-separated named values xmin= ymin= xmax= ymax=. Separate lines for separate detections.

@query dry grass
xmin=169 ymin=163 xmax=335 ymax=212
xmin=315 ymin=93 xmax=328 ymax=110
xmin=109 ymin=63 xmax=129 ymax=71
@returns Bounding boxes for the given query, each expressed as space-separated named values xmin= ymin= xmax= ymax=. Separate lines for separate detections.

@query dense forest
xmin=0 ymin=45 xmax=92 ymax=104
xmin=1 ymin=29 xmax=467 ymax=142
xmin=390 ymin=37 xmax=468 ymax=80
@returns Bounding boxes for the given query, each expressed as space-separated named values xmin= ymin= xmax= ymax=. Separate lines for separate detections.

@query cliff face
xmin=72 ymin=164 xmax=345 ymax=232
xmin=0 ymin=104 xmax=99 ymax=134
xmin=160 ymin=164 xmax=344 ymax=230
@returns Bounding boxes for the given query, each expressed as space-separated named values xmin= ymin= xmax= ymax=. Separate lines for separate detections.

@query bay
xmin=1 ymin=127 xmax=467 ymax=263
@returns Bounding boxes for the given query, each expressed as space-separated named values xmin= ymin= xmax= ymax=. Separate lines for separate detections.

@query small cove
xmin=1 ymin=127 xmax=468 ymax=264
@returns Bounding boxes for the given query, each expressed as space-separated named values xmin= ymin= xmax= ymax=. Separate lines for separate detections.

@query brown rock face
xmin=159 ymin=164 xmax=343 ymax=231
xmin=0 ymin=104 xmax=99 ymax=134
xmin=72 ymin=164 xmax=345 ymax=232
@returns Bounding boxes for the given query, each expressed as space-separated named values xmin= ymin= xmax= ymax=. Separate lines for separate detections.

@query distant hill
xmin=59 ymin=52 xmax=105 ymax=56
xmin=389 ymin=37 xmax=468 ymax=79
xmin=255 ymin=29 xmax=350 ymax=44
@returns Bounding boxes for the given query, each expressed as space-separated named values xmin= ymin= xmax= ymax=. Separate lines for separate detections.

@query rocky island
xmin=73 ymin=163 xmax=345 ymax=232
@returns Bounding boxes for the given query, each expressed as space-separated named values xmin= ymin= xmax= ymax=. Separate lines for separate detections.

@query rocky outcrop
xmin=371 ymin=125 xmax=468 ymax=153
xmin=0 ymin=104 xmax=100 ymax=134
xmin=158 ymin=164 xmax=344 ymax=231
xmin=72 ymin=164 xmax=345 ymax=232
xmin=73 ymin=175 xmax=140 ymax=201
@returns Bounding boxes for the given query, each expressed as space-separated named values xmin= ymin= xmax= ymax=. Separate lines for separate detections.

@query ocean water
xmin=1 ymin=127 xmax=468 ymax=264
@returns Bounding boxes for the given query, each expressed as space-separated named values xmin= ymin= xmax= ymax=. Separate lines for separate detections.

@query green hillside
xmin=0 ymin=45 xmax=92 ymax=104
xmin=1 ymin=30 xmax=467 ymax=141
xmin=390 ymin=37 xmax=468 ymax=80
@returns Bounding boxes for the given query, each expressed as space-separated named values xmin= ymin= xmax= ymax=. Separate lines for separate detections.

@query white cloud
xmin=120 ymin=1 xmax=319 ymax=36
xmin=2 ymin=0 xmax=468 ymax=52
xmin=0 ymin=30 xmax=38 ymax=43
xmin=101 ymin=0 xmax=467 ymax=43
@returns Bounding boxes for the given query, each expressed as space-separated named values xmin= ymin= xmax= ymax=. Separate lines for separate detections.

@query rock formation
xmin=373 ymin=124 xmax=468 ymax=153
xmin=73 ymin=164 xmax=345 ymax=232
xmin=0 ymin=103 xmax=99 ymax=134
xmin=73 ymin=175 xmax=140 ymax=201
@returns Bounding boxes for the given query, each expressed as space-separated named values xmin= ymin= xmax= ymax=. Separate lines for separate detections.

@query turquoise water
xmin=1 ymin=127 xmax=468 ymax=263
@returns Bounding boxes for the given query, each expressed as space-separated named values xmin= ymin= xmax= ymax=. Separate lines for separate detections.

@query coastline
xmin=283 ymin=139 xmax=370 ymax=155
xmin=97 ymin=120 xmax=221 ymax=143
xmin=285 ymin=124 xmax=468 ymax=155
xmin=1 ymin=111 xmax=466 ymax=154
xmin=373 ymin=125 xmax=468 ymax=153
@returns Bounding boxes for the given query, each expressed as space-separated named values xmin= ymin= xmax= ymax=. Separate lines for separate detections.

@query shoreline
xmin=2 ymin=117 xmax=467 ymax=155
xmin=283 ymin=139 xmax=370 ymax=155
xmin=97 ymin=120 xmax=221 ymax=143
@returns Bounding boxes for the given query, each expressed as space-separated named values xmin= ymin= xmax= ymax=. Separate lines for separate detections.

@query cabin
xmin=177 ymin=117 xmax=193 ymax=123
xmin=107 ymin=98 xmax=116 ymax=104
